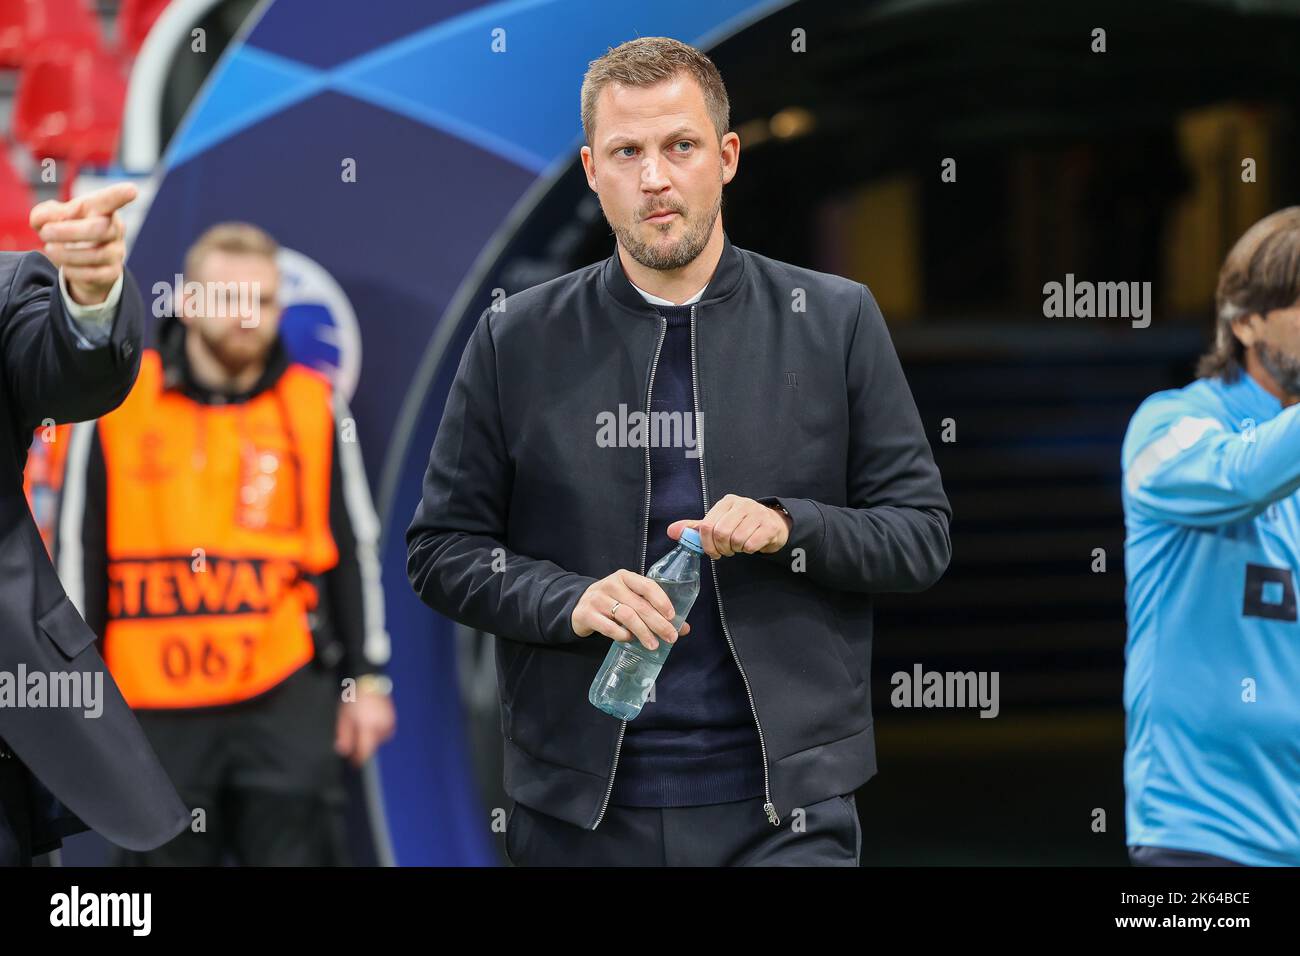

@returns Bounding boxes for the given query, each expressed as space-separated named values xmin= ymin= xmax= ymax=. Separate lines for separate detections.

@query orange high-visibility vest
xmin=97 ymin=351 xmax=338 ymax=709
xmin=24 ymin=421 xmax=74 ymax=557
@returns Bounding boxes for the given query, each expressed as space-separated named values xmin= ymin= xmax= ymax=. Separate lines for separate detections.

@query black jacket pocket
xmin=38 ymin=594 xmax=96 ymax=661
xmin=818 ymin=595 xmax=862 ymax=690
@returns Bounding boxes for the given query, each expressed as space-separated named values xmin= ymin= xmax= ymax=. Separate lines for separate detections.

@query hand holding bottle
xmin=588 ymin=529 xmax=705 ymax=720
xmin=571 ymin=569 xmax=691 ymax=651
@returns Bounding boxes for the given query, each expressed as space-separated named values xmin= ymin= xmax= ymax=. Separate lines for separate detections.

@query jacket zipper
xmin=592 ymin=317 xmax=667 ymax=830
xmin=689 ymin=304 xmax=779 ymax=827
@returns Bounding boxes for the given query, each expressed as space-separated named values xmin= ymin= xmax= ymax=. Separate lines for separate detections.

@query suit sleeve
xmin=405 ymin=309 xmax=597 ymax=647
xmin=0 ymin=252 xmax=143 ymax=433
xmin=324 ymin=392 xmax=391 ymax=679
xmin=756 ymin=283 xmax=952 ymax=593
xmin=1122 ymin=392 xmax=1300 ymax=527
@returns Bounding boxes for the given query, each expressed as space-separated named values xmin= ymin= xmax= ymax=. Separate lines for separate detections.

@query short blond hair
xmin=184 ymin=222 xmax=279 ymax=280
xmin=580 ymin=37 xmax=730 ymax=147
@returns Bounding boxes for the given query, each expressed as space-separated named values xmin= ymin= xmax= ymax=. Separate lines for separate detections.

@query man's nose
xmin=640 ymin=155 xmax=670 ymax=189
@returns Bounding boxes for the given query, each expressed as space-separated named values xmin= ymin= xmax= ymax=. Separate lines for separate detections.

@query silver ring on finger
xmin=609 ymin=601 xmax=622 ymax=618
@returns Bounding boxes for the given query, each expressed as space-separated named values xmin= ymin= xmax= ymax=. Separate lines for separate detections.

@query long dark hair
xmin=1198 ymin=206 xmax=1300 ymax=381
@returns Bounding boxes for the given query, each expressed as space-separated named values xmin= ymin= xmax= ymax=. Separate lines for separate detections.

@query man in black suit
xmin=0 ymin=183 xmax=189 ymax=865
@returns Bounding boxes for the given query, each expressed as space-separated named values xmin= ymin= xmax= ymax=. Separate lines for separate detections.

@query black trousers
xmin=1128 ymin=845 xmax=1247 ymax=866
xmin=506 ymin=792 xmax=861 ymax=866
xmin=0 ymin=749 xmax=33 ymax=867
xmin=116 ymin=663 xmax=348 ymax=867
xmin=115 ymin=786 xmax=347 ymax=866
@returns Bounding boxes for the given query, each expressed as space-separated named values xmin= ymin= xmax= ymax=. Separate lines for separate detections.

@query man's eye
xmin=618 ymin=147 xmax=636 ymax=157
xmin=674 ymin=141 xmax=692 ymax=152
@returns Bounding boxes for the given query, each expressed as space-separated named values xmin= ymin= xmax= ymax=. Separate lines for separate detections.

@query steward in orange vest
xmin=62 ymin=316 xmax=392 ymax=709
xmin=53 ymin=223 xmax=393 ymax=865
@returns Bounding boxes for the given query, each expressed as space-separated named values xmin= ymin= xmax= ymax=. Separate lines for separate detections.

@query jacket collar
xmin=157 ymin=313 xmax=291 ymax=405
xmin=601 ymin=228 xmax=744 ymax=317
xmin=1214 ymin=368 xmax=1286 ymax=424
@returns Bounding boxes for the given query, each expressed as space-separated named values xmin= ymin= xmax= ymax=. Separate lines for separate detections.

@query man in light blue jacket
xmin=1122 ymin=206 xmax=1300 ymax=866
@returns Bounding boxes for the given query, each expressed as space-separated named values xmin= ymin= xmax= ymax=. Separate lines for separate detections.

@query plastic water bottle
xmin=588 ymin=528 xmax=704 ymax=720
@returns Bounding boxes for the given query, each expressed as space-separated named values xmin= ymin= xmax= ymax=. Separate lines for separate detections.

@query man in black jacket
xmin=407 ymin=37 xmax=951 ymax=866
xmin=0 ymin=183 xmax=189 ymax=865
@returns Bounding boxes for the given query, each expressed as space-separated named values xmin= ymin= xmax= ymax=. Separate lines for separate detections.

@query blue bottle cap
xmin=679 ymin=528 xmax=704 ymax=554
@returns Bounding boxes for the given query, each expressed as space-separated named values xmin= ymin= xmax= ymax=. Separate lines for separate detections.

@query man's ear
xmin=580 ymin=145 xmax=597 ymax=191
xmin=1231 ymin=312 xmax=1261 ymax=348
xmin=720 ymin=130 xmax=740 ymax=186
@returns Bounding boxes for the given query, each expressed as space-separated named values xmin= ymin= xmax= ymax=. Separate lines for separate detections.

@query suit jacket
xmin=0 ymin=251 xmax=189 ymax=853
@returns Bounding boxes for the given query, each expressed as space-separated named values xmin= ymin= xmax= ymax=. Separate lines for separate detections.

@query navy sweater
xmin=608 ymin=303 xmax=765 ymax=807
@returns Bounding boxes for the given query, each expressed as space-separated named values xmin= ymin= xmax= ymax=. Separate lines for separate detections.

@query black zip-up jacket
xmin=406 ymin=232 xmax=951 ymax=831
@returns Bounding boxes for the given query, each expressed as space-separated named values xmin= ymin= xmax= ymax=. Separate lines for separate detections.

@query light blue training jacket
xmin=1122 ymin=369 xmax=1300 ymax=865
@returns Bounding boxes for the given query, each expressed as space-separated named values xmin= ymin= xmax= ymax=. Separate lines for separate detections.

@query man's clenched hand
xmin=668 ymin=494 xmax=792 ymax=559
xmin=31 ymin=182 xmax=138 ymax=306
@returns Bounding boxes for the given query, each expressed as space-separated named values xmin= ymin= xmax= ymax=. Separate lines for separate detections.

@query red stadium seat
xmin=12 ymin=40 xmax=127 ymax=174
xmin=0 ymin=148 xmax=41 ymax=251
xmin=0 ymin=4 xmax=27 ymax=69
xmin=0 ymin=0 xmax=102 ymax=70
xmin=116 ymin=0 xmax=171 ymax=58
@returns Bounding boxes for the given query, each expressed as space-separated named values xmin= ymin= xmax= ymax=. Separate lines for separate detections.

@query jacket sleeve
xmin=756 ymin=283 xmax=952 ymax=594
xmin=323 ymin=391 xmax=391 ymax=679
xmin=1122 ymin=391 xmax=1300 ymax=527
xmin=405 ymin=309 xmax=597 ymax=647
xmin=0 ymin=252 xmax=143 ymax=434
